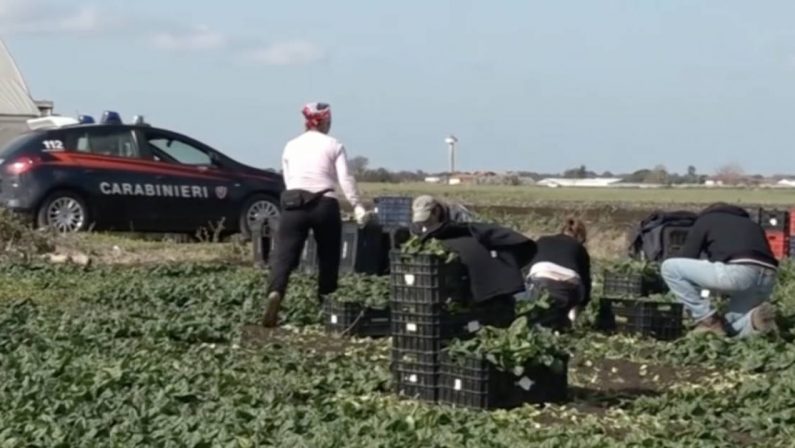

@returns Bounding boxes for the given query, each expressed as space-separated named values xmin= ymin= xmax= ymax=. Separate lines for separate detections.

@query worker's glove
xmin=354 ymin=205 xmax=370 ymax=226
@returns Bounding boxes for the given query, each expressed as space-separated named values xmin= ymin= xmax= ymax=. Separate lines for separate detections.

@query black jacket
xmin=680 ymin=204 xmax=777 ymax=267
xmin=629 ymin=210 xmax=698 ymax=261
xmin=531 ymin=234 xmax=592 ymax=305
xmin=422 ymin=222 xmax=536 ymax=302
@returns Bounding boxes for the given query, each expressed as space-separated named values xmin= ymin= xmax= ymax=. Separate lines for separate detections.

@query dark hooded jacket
xmin=420 ymin=222 xmax=536 ymax=302
xmin=679 ymin=203 xmax=777 ymax=267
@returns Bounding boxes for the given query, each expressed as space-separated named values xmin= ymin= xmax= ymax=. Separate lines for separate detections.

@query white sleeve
xmin=334 ymin=144 xmax=361 ymax=207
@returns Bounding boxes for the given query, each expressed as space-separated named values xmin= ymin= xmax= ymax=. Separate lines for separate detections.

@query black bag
xmin=280 ymin=188 xmax=333 ymax=211
xmin=628 ymin=210 xmax=697 ymax=262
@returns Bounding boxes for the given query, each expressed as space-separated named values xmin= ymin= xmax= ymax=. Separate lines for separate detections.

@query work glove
xmin=354 ymin=205 xmax=370 ymax=226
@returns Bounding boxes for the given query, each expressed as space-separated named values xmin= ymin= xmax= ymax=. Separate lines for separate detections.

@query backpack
xmin=628 ymin=211 xmax=697 ymax=262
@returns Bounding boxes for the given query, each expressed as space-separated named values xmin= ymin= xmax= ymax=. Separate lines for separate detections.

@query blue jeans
xmin=660 ymin=258 xmax=776 ymax=337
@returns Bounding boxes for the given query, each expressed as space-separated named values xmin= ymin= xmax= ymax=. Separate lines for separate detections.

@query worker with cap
xmin=411 ymin=195 xmax=475 ymax=233
xmin=262 ymin=102 xmax=369 ymax=327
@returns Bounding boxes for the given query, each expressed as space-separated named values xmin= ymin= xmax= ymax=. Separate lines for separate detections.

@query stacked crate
xmin=760 ymin=209 xmax=790 ymax=260
xmin=374 ymin=196 xmax=413 ymax=230
xmin=596 ymin=269 xmax=683 ymax=341
xmin=300 ymin=222 xmax=386 ymax=275
xmin=389 ymin=251 xmax=515 ymax=403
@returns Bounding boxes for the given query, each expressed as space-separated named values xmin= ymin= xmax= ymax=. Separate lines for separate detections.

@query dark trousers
xmin=525 ymin=277 xmax=584 ymax=330
xmin=267 ymin=198 xmax=342 ymax=297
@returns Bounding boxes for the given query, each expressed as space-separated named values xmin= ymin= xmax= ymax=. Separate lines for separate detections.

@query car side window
xmin=71 ymin=129 xmax=140 ymax=159
xmin=147 ymin=135 xmax=213 ymax=166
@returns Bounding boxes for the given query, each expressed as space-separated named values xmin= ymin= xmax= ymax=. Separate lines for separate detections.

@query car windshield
xmin=0 ymin=133 xmax=39 ymax=159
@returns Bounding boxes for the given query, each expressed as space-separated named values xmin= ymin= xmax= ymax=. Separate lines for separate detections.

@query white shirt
xmin=281 ymin=131 xmax=361 ymax=206
xmin=529 ymin=262 xmax=580 ymax=283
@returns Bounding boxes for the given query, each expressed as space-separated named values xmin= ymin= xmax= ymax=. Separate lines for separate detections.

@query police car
xmin=0 ymin=111 xmax=284 ymax=237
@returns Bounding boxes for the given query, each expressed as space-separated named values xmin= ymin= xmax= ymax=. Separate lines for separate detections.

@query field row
xmin=2 ymin=262 xmax=795 ymax=446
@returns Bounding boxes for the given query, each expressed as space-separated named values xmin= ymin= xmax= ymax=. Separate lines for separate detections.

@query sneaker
xmin=262 ymin=291 xmax=282 ymax=328
xmin=691 ymin=315 xmax=727 ymax=337
xmin=751 ymin=302 xmax=778 ymax=334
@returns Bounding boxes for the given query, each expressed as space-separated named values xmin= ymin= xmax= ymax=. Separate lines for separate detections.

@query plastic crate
xmin=299 ymin=232 xmax=318 ymax=274
xmin=766 ymin=230 xmax=790 ymax=260
xmin=379 ymin=227 xmax=412 ymax=275
xmin=322 ymin=299 xmax=390 ymax=338
xmin=596 ymin=298 xmax=684 ymax=341
xmin=251 ymin=217 xmax=278 ymax=268
xmin=438 ymin=352 xmax=568 ymax=410
xmin=392 ymin=348 xmax=438 ymax=402
xmin=390 ymin=251 xmax=471 ymax=304
xmin=339 ymin=222 xmax=387 ymax=275
xmin=374 ymin=196 xmax=413 ymax=229
xmin=759 ymin=209 xmax=789 ymax=231
xmin=602 ymin=270 xmax=666 ymax=298
xmin=661 ymin=226 xmax=690 ymax=260
xmin=391 ymin=298 xmax=516 ymax=342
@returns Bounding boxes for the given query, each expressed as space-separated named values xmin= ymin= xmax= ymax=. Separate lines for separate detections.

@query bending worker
xmin=262 ymin=102 xmax=368 ymax=327
xmin=661 ymin=203 xmax=777 ymax=337
xmin=524 ymin=218 xmax=592 ymax=330
xmin=410 ymin=195 xmax=476 ymax=233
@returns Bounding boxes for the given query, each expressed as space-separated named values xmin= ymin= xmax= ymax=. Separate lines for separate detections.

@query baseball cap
xmin=412 ymin=195 xmax=438 ymax=223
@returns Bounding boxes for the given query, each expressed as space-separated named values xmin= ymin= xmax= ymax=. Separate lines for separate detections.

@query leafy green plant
xmin=603 ymin=259 xmax=661 ymax=281
xmin=400 ymin=236 xmax=458 ymax=262
xmin=446 ymin=317 xmax=569 ymax=375
xmin=330 ymin=274 xmax=390 ymax=309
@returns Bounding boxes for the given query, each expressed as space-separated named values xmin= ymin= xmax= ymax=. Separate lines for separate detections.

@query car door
xmin=141 ymin=129 xmax=237 ymax=234
xmin=62 ymin=126 xmax=160 ymax=231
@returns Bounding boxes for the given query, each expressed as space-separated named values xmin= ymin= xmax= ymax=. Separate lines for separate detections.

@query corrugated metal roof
xmin=0 ymin=40 xmax=39 ymax=116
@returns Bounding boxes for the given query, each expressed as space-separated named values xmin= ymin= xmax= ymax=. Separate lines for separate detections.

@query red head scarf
xmin=302 ymin=102 xmax=331 ymax=130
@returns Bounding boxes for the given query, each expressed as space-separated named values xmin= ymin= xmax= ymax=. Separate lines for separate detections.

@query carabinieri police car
xmin=0 ymin=111 xmax=284 ymax=236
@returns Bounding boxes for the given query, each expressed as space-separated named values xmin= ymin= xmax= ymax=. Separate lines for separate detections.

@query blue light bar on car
xmin=101 ymin=111 xmax=122 ymax=125
xmin=78 ymin=115 xmax=95 ymax=124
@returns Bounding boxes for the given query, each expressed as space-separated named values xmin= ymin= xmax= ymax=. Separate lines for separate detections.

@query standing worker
xmin=262 ymin=102 xmax=368 ymax=327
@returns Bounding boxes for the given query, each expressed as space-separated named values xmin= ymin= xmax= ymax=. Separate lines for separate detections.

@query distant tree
xmin=349 ymin=156 xmax=370 ymax=177
xmin=563 ymin=165 xmax=589 ymax=179
xmin=644 ymin=164 xmax=669 ymax=184
xmin=687 ymin=165 xmax=697 ymax=178
xmin=624 ymin=169 xmax=652 ymax=183
xmin=714 ymin=164 xmax=745 ymax=185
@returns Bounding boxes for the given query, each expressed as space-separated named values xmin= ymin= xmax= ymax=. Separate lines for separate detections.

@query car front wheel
xmin=240 ymin=194 xmax=280 ymax=239
xmin=36 ymin=191 xmax=90 ymax=233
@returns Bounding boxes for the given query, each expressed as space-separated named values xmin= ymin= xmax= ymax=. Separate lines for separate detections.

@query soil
xmin=240 ymin=324 xmax=378 ymax=355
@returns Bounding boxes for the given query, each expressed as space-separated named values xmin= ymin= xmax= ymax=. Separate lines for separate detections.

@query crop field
xmin=2 ymin=250 xmax=795 ymax=445
xmin=2 ymin=188 xmax=795 ymax=447
xmin=361 ymin=184 xmax=795 ymax=260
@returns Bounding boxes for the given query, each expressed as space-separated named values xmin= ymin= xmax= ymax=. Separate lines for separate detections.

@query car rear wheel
xmin=240 ymin=194 xmax=280 ymax=239
xmin=37 ymin=192 xmax=89 ymax=233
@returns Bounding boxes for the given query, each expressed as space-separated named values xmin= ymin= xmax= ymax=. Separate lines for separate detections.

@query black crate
xmin=596 ymin=298 xmax=684 ymax=341
xmin=379 ymin=227 xmax=412 ymax=275
xmin=322 ymin=299 xmax=390 ymax=338
xmin=759 ymin=209 xmax=789 ymax=231
xmin=391 ymin=299 xmax=516 ymax=342
xmin=392 ymin=348 xmax=438 ymax=402
xmin=340 ymin=222 xmax=386 ymax=275
xmin=602 ymin=270 xmax=666 ymax=298
xmin=375 ymin=196 xmax=413 ymax=229
xmin=251 ymin=217 xmax=277 ymax=268
xmin=299 ymin=232 xmax=319 ymax=274
xmin=390 ymin=251 xmax=471 ymax=304
xmin=438 ymin=352 xmax=568 ymax=410
xmin=748 ymin=207 xmax=762 ymax=224
xmin=302 ymin=223 xmax=387 ymax=275
xmin=661 ymin=226 xmax=690 ymax=260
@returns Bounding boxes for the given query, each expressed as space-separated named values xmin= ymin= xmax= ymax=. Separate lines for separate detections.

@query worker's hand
xmin=354 ymin=205 xmax=369 ymax=226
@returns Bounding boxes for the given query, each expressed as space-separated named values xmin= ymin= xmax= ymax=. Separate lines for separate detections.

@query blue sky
xmin=3 ymin=0 xmax=795 ymax=175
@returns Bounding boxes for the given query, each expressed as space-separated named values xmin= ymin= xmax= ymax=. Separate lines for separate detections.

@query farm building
xmin=536 ymin=178 xmax=623 ymax=188
xmin=0 ymin=40 xmax=50 ymax=149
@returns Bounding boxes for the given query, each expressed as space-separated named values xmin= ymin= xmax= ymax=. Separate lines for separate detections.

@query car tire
xmin=36 ymin=191 xmax=90 ymax=233
xmin=239 ymin=194 xmax=281 ymax=240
